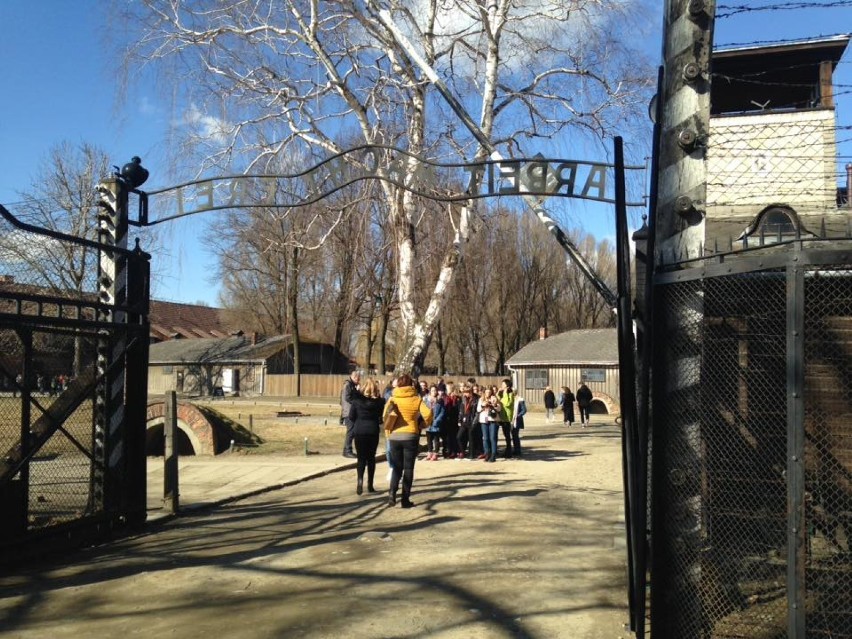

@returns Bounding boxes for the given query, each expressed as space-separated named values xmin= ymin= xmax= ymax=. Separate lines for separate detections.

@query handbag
xmin=383 ymin=400 xmax=401 ymax=431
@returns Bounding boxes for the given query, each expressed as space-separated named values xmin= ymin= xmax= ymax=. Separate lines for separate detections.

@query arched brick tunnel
xmin=588 ymin=392 xmax=619 ymax=416
xmin=146 ymin=401 xmax=227 ymax=456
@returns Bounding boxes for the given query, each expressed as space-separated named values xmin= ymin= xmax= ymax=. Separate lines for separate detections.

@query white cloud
xmin=182 ymin=104 xmax=232 ymax=145
xmin=138 ymin=96 xmax=159 ymax=116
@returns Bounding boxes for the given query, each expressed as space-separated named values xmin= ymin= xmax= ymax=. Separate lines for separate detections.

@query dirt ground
xmin=0 ymin=417 xmax=632 ymax=639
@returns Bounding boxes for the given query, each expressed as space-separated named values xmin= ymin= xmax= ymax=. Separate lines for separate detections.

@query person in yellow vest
xmin=498 ymin=378 xmax=515 ymax=459
xmin=382 ymin=373 xmax=433 ymax=508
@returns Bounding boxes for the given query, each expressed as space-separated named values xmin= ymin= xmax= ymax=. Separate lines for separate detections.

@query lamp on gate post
xmin=112 ymin=157 xmax=150 ymax=225
xmin=118 ymin=156 xmax=149 ymax=189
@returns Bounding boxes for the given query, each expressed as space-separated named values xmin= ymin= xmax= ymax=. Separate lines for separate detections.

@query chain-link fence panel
xmin=1 ymin=199 xmax=151 ymax=558
xmin=652 ymin=268 xmax=790 ymax=638
xmin=804 ymin=266 xmax=852 ymax=638
xmin=0 ymin=323 xmax=101 ymax=534
xmin=25 ymin=362 xmax=98 ymax=530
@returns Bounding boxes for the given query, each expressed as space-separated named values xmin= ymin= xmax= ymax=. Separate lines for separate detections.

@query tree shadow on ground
xmin=517 ymin=448 xmax=587 ymax=462
xmin=1 ymin=428 xmax=628 ymax=639
xmin=0 ymin=485 xmax=622 ymax=639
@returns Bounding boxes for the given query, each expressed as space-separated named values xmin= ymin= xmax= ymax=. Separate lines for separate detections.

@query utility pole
xmin=655 ymin=0 xmax=715 ymax=262
xmin=649 ymin=2 xmax=715 ymax=638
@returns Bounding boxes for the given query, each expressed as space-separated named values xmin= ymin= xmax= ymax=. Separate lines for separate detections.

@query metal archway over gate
xmin=0 ymin=140 xmax=642 ymax=563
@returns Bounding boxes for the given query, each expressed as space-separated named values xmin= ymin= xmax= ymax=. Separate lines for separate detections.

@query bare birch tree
xmin=3 ymin=142 xmax=109 ymax=293
xmin=123 ymin=0 xmax=651 ymax=374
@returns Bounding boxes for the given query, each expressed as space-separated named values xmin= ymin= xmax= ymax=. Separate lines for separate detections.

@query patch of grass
xmin=1 ymin=395 xmax=360 ymax=458
xmin=194 ymin=404 xmax=263 ymax=448
xmin=191 ymin=398 xmax=350 ymax=456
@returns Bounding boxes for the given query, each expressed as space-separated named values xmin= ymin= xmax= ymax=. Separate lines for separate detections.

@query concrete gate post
xmin=93 ymin=177 xmax=129 ymax=514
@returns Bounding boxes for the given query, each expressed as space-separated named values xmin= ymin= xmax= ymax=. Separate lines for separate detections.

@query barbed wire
xmin=717 ymin=1 xmax=852 ymax=19
xmin=716 ymin=37 xmax=852 ymax=51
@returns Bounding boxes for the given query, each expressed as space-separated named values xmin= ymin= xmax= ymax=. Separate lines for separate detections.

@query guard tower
xmin=643 ymin=32 xmax=852 ymax=638
xmin=706 ymin=35 xmax=851 ymax=246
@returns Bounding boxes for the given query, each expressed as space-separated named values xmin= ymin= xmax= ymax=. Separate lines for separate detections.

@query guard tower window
xmin=759 ymin=208 xmax=796 ymax=236
xmin=740 ymin=206 xmax=804 ymax=244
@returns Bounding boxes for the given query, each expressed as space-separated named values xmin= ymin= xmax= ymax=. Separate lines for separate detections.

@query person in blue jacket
xmin=424 ymin=385 xmax=445 ymax=461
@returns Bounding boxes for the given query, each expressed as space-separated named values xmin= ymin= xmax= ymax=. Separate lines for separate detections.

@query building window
xmin=581 ymin=369 xmax=606 ymax=383
xmin=759 ymin=207 xmax=796 ymax=236
xmin=741 ymin=206 xmax=806 ymax=244
xmin=526 ymin=369 xmax=548 ymax=389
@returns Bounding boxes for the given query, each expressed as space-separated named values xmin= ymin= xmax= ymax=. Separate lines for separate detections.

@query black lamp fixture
xmin=117 ymin=156 xmax=149 ymax=189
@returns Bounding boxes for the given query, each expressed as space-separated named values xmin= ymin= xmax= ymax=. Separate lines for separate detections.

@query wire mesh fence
xmin=650 ymin=251 xmax=852 ymax=638
xmin=803 ymin=266 xmax=852 ymax=637
xmin=0 ymin=201 xmax=150 ymax=557
xmin=0 ymin=320 xmax=102 ymax=536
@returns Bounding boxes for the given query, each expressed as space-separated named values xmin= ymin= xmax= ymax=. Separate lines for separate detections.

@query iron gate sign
xmin=140 ymin=145 xmax=644 ymax=225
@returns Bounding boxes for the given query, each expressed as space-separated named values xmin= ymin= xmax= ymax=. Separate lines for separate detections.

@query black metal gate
xmin=649 ymin=242 xmax=852 ymax=638
xmin=0 ymin=185 xmax=150 ymax=563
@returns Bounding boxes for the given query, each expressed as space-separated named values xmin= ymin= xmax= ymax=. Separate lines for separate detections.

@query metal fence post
xmin=164 ymin=391 xmax=179 ymax=514
xmin=124 ymin=244 xmax=151 ymax=526
xmin=786 ymin=263 xmax=806 ymax=637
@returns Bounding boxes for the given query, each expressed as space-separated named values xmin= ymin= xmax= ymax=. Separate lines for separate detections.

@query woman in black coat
xmin=559 ymin=386 xmax=575 ymax=426
xmin=543 ymin=386 xmax=556 ymax=423
xmin=348 ymin=378 xmax=386 ymax=495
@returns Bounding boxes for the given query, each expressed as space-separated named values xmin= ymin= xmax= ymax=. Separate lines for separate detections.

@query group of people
xmin=340 ymin=371 xmax=527 ymax=508
xmin=542 ymin=383 xmax=593 ymax=427
xmin=6 ymin=372 xmax=71 ymax=398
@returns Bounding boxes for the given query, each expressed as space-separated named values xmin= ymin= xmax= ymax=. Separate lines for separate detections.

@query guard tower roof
xmin=711 ymin=34 xmax=850 ymax=115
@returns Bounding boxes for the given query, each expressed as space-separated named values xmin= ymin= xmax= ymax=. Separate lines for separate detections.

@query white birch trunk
xmin=395 ymin=203 xmax=474 ymax=374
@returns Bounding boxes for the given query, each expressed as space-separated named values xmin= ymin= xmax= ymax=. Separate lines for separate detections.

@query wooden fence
xmin=264 ymin=374 xmax=511 ymax=398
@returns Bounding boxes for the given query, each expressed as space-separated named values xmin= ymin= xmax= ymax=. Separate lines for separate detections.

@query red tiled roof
xmin=150 ymin=323 xmax=173 ymax=341
xmin=0 ymin=283 xmax=246 ymax=344
xmin=148 ymin=300 xmax=237 ymax=343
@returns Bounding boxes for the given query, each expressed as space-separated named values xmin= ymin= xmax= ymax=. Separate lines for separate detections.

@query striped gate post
xmin=93 ymin=177 xmax=129 ymax=513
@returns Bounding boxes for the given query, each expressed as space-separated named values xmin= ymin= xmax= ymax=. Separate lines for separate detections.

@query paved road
xmin=1 ymin=417 xmax=631 ymax=639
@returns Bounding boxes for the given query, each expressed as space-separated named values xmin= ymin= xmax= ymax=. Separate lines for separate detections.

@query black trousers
xmin=469 ymin=423 xmax=483 ymax=458
xmin=578 ymin=405 xmax=591 ymax=424
xmin=354 ymin=432 xmax=379 ymax=486
xmin=500 ymin=422 xmax=513 ymax=457
xmin=389 ymin=437 xmax=419 ymax=503
xmin=444 ymin=423 xmax=459 ymax=456
xmin=457 ymin=424 xmax=472 ymax=457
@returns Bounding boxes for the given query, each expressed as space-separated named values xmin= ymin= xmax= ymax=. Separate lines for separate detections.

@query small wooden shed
xmin=148 ymin=334 xmax=351 ymax=396
xmin=506 ymin=328 xmax=620 ymax=416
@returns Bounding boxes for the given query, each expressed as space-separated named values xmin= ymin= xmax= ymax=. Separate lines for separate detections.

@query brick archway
xmin=588 ymin=391 xmax=619 ymax=416
xmin=145 ymin=401 xmax=220 ymax=456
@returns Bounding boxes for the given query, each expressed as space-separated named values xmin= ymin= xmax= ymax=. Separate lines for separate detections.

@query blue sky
xmin=1 ymin=2 xmax=850 ymax=306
